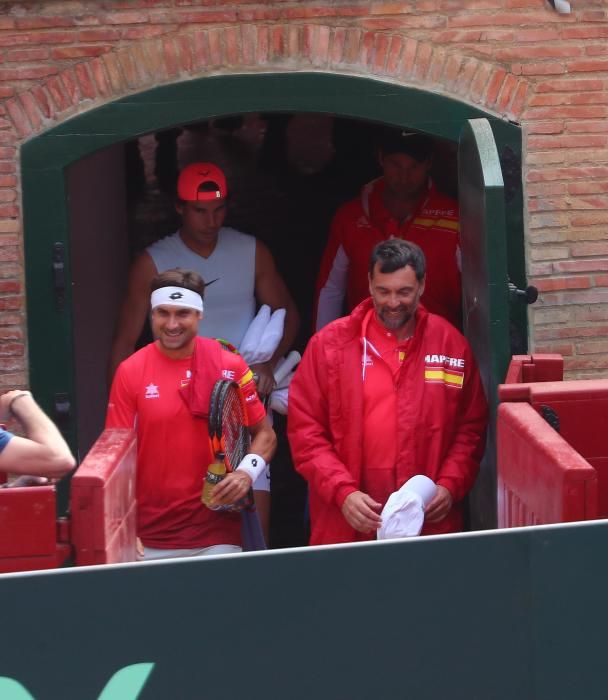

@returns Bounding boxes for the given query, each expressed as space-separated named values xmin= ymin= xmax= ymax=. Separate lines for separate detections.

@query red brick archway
xmin=5 ymin=24 xmax=531 ymax=143
xmin=0 ymin=23 xmax=533 ymax=390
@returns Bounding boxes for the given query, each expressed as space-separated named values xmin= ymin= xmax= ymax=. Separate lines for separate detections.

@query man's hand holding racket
xmin=208 ymin=469 xmax=252 ymax=509
xmin=206 ymin=379 xmax=274 ymax=512
xmin=250 ymin=361 xmax=275 ymax=397
xmin=341 ymin=491 xmax=382 ymax=533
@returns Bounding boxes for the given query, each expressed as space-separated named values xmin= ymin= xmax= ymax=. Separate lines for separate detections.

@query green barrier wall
xmin=1 ymin=521 xmax=607 ymax=700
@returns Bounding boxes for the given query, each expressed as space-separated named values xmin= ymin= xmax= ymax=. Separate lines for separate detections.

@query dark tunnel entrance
xmin=121 ymin=113 xmax=460 ymax=547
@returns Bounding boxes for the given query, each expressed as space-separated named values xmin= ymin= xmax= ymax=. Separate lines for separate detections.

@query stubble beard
xmin=378 ymin=307 xmax=412 ymax=331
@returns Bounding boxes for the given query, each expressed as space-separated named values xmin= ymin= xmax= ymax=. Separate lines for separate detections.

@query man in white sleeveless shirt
xmin=109 ymin=162 xmax=299 ymax=539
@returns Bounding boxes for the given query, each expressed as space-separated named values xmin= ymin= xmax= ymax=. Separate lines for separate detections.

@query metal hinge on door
xmin=52 ymin=242 xmax=66 ymax=309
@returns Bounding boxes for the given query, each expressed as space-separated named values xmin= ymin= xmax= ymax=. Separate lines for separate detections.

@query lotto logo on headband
xmin=150 ymin=286 xmax=204 ymax=313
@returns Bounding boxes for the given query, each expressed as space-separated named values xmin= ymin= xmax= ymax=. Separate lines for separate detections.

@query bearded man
xmin=288 ymin=239 xmax=487 ymax=545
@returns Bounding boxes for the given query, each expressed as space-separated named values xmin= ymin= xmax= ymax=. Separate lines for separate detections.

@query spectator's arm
xmin=0 ymin=391 xmax=75 ymax=478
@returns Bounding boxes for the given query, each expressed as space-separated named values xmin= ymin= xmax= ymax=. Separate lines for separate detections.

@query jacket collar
xmin=360 ymin=177 xmax=434 ymax=229
xmin=322 ymin=297 xmax=429 ymax=346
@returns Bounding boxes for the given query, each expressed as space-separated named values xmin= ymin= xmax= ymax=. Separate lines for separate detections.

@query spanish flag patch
xmin=424 ymin=367 xmax=464 ymax=388
xmin=239 ymin=369 xmax=255 ymax=387
xmin=413 ymin=217 xmax=460 ymax=233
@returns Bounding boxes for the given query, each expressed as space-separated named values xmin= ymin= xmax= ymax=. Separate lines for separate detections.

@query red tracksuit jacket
xmin=315 ymin=178 xmax=461 ymax=330
xmin=288 ymin=300 xmax=488 ymax=546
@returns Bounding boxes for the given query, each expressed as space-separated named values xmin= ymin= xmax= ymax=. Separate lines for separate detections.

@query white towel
xmin=256 ymin=308 xmax=286 ymax=363
xmin=273 ymin=355 xmax=286 ymax=378
xmin=276 ymin=370 xmax=295 ymax=391
xmin=273 ymin=350 xmax=301 ymax=386
xmin=269 ymin=387 xmax=289 ymax=415
xmin=239 ymin=305 xmax=271 ymax=364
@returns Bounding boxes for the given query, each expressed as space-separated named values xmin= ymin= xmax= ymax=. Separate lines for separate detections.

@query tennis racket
xmin=207 ymin=379 xmax=252 ymax=511
xmin=207 ymin=379 xmax=267 ymax=550
xmin=208 ymin=379 xmax=250 ymax=471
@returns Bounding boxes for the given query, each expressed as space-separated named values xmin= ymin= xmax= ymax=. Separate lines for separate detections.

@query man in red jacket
xmin=289 ymin=239 xmax=487 ymax=546
xmin=315 ymin=128 xmax=461 ymax=330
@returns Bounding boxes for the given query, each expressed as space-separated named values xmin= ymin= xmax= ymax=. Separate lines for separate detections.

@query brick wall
xmin=0 ymin=0 xmax=607 ymax=380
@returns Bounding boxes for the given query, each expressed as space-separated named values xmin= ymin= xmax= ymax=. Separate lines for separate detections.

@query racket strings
xmin=208 ymin=379 xmax=224 ymax=448
xmin=220 ymin=384 xmax=250 ymax=471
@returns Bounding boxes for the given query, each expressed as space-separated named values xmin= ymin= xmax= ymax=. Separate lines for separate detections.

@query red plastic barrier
xmin=497 ymin=402 xmax=598 ymax=527
xmin=498 ymin=351 xmax=608 ymax=526
xmin=500 ymin=354 xmax=564 ymax=400
xmin=70 ymin=428 xmax=137 ymax=566
xmin=502 ymin=379 xmax=608 ymax=519
xmin=0 ymin=486 xmax=70 ymax=573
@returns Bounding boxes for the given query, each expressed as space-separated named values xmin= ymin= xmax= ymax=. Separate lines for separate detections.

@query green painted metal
xmin=1 ymin=520 xmax=608 ymax=699
xmin=28 ymin=73 xmax=513 ymax=146
xmin=21 ymin=72 xmax=524 ymax=461
xmin=459 ymin=118 xmax=511 ymax=530
xmin=459 ymin=119 xmax=511 ymax=404
xmin=496 ymin=128 xmax=527 ymax=351
xmin=21 ymin=169 xmax=73 ymax=413
xmin=21 ymin=165 xmax=74 ymax=512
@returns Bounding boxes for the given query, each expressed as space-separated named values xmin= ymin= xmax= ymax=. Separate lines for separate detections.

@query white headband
xmin=150 ymin=286 xmax=204 ymax=313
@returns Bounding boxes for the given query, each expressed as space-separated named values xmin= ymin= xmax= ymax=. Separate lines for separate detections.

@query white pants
xmin=141 ymin=544 xmax=242 ymax=561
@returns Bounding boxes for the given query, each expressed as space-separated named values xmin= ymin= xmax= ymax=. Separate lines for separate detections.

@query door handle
xmin=508 ymin=282 xmax=538 ymax=305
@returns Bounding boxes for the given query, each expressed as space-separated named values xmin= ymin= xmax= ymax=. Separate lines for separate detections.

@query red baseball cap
xmin=177 ymin=162 xmax=228 ymax=201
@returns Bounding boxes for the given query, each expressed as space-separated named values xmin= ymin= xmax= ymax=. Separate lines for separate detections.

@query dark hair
xmin=377 ymin=128 xmax=434 ymax=162
xmin=150 ymin=268 xmax=206 ymax=298
xmin=369 ymin=239 xmax=426 ymax=281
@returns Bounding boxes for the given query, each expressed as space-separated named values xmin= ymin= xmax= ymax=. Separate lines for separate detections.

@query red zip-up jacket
xmin=315 ymin=178 xmax=461 ymax=330
xmin=288 ymin=299 xmax=487 ymax=546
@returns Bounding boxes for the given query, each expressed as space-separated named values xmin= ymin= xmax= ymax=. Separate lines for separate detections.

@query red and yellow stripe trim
xmin=424 ymin=367 xmax=464 ymax=388
xmin=239 ymin=369 xmax=254 ymax=387
xmin=413 ymin=217 xmax=460 ymax=232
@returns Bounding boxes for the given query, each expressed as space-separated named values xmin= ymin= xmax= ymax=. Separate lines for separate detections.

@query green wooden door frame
xmin=20 ymin=72 xmax=525 ymax=452
xmin=459 ymin=118 xmax=511 ymax=530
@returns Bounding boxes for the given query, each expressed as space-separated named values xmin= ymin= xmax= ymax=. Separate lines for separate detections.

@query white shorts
xmin=141 ymin=544 xmax=242 ymax=561
xmin=252 ymin=461 xmax=271 ymax=492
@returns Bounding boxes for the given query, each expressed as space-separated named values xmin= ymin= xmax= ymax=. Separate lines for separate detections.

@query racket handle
xmin=201 ymin=456 xmax=227 ymax=510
